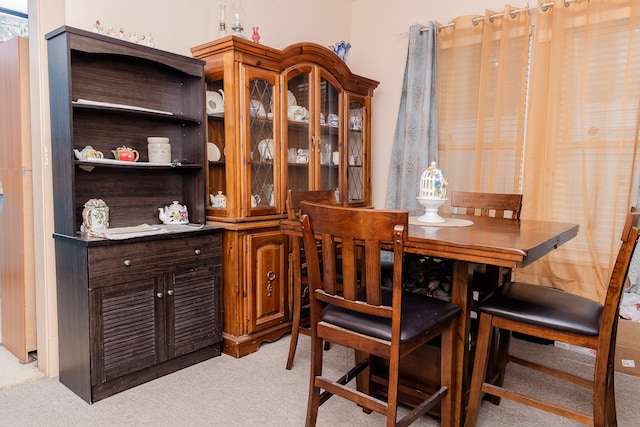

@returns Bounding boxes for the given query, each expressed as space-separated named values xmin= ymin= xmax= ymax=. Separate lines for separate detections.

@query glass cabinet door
xmin=346 ymin=95 xmax=367 ymax=204
xmin=318 ymin=72 xmax=341 ymax=198
xmin=285 ymin=67 xmax=312 ymax=192
xmin=206 ymin=79 xmax=226 ymax=213
xmin=245 ymin=67 xmax=279 ymax=215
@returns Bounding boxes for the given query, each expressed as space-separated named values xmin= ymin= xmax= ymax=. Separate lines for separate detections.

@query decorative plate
xmin=206 ymin=91 xmax=224 ymax=114
xmin=287 ymin=90 xmax=297 ymax=107
xmin=207 ymin=142 xmax=221 ymax=162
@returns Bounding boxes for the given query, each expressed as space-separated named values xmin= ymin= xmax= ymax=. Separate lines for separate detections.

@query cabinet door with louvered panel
xmin=90 ymin=277 xmax=163 ymax=385
xmin=167 ymin=265 xmax=223 ymax=358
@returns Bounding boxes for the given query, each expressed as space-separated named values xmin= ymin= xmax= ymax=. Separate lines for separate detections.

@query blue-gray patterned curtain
xmin=385 ymin=22 xmax=438 ymax=215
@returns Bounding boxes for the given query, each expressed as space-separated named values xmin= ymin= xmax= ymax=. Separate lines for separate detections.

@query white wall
xmin=61 ymin=0 xmax=353 ymax=56
xmin=29 ymin=0 xmax=530 ymax=376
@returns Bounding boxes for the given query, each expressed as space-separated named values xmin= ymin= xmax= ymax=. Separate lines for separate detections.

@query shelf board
xmin=75 ymin=159 xmax=203 ymax=169
xmin=72 ymin=101 xmax=202 ymax=124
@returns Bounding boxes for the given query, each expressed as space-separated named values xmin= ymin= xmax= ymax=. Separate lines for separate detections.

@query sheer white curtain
xmin=437 ymin=6 xmax=530 ymax=198
xmin=436 ymin=0 xmax=640 ymax=301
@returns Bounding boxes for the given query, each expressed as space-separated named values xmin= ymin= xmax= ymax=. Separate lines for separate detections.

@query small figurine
xmin=92 ymin=20 xmax=104 ymax=34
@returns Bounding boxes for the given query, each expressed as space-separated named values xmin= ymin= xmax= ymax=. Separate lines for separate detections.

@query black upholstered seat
xmin=478 ymin=282 xmax=603 ymax=336
xmin=323 ymin=287 xmax=460 ymax=343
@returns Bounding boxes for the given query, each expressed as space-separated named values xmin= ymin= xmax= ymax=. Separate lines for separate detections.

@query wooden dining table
xmin=280 ymin=213 xmax=579 ymax=427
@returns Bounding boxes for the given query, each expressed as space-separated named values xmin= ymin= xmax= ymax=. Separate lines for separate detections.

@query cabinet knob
xmin=123 ymin=259 xmax=131 ymax=267
xmin=156 ymin=292 xmax=163 ymax=299
xmin=194 ymin=249 xmax=201 ymax=255
xmin=167 ymin=289 xmax=174 ymax=296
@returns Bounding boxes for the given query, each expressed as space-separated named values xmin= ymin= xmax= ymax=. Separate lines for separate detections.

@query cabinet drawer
xmin=89 ymin=234 xmax=222 ymax=287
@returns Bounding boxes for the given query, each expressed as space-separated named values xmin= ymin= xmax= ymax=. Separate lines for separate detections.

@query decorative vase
xmin=252 ymin=27 xmax=260 ymax=43
xmin=81 ymin=199 xmax=109 ymax=233
xmin=329 ymin=40 xmax=351 ymax=62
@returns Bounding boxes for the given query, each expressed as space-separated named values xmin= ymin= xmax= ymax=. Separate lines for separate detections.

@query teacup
xmin=288 ymin=105 xmax=308 ymax=121
xmin=327 ymin=113 xmax=339 ymax=126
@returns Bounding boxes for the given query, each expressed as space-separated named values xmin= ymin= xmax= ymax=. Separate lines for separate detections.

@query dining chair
xmin=450 ymin=191 xmax=522 ymax=220
xmin=450 ymin=191 xmax=524 ymax=306
xmin=464 ymin=208 xmax=640 ymax=427
xmin=299 ymin=202 xmax=461 ymax=427
xmin=285 ymin=189 xmax=337 ymax=370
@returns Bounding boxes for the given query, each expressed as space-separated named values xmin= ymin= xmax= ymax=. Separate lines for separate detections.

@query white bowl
xmin=147 ymin=137 xmax=169 ymax=144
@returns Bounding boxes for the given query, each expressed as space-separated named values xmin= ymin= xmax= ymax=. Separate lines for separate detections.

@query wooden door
xmin=246 ymin=229 xmax=287 ymax=333
xmin=0 ymin=36 xmax=36 ymax=362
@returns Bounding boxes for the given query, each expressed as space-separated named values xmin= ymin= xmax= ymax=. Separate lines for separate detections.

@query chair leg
xmin=592 ymin=344 xmax=617 ymax=427
xmin=464 ymin=314 xmax=494 ymax=427
xmin=439 ymin=322 xmax=455 ymax=427
xmin=386 ymin=349 xmax=401 ymax=427
xmin=486 ymin=328 xmax=511 ymax=405
xmin=606 ymin=363 xmax=617 ymax=427
xmin=305 ymin=334 xmax=324 ymax=427
xmin=605 ymin=339 xmax=618 ymax=426
xmin=286 ymin=281 xmax=303 ymax=370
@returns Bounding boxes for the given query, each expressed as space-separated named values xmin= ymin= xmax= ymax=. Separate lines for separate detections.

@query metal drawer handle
xmin=194 ymin=249 xmax=201 ymax=255
xmin=156 ymin=292 xmax=163 ymax=299
xmin=266 ymin=270 xmax=276 ymax=297
xmin=167 ymin=289 xmax=174 ymax=296
xmin=123 ymin=259 xmax=131 ymax=267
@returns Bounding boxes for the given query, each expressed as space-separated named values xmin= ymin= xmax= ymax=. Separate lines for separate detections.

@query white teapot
xmin=158 ymin=201 xmax=189 ymax=224
xmin=74 ymin=145 xmax=104 ymax=161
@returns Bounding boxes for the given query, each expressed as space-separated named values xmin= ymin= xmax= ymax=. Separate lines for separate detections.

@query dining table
xmin=280 ymin=212 xmax=579 ymax=427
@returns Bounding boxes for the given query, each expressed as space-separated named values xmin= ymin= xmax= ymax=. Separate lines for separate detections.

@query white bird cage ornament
xmin=419 ymin=161 xmax=447 ymax=199
xmin=416 ymin=161 xmax=448 ymax=223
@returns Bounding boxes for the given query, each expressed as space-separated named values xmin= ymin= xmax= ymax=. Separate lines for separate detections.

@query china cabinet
xmin=191 ymin=36 xmax=378 ymax=357
xmin=47 ymin=26 xmax=223 ymax=402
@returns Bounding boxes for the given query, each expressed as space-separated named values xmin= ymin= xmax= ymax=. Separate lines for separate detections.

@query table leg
xmin=450 ymin=260 xmax=473 ymax=427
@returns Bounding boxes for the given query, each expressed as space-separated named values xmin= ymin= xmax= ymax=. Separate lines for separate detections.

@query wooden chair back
xmin=286 ymin=189 xmax=336 ymax=220
xmin=450 ymin=191 xmax=522 ymax=219
xmin=300 ymin=202 xmax=407 ymax=317
xmin=600 ymin=207 xmax=640 ymax=346
xmin=299 ymin=201 xmax=460 ymax=426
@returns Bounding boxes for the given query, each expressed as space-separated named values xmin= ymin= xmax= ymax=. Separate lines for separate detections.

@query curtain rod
xmin=421 ymin=0 xmax=580 ymax=32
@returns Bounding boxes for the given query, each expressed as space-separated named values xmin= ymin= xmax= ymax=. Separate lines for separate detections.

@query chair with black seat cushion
xmin=300 ymin=202 xmax=461 ymax=427
xmin=464 ymin=208 xmax=640 ymax=427
xmin=450 ymin=191 xmax=523 ymax=293
xmin=285 ymin=190 xmax=338 ymax=370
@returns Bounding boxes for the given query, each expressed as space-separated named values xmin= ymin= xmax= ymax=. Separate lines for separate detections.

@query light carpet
xmin=0 ymin=345 xmax=44 ymax=391
xmin=0 ymin=336 xmax=639 ymax=426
